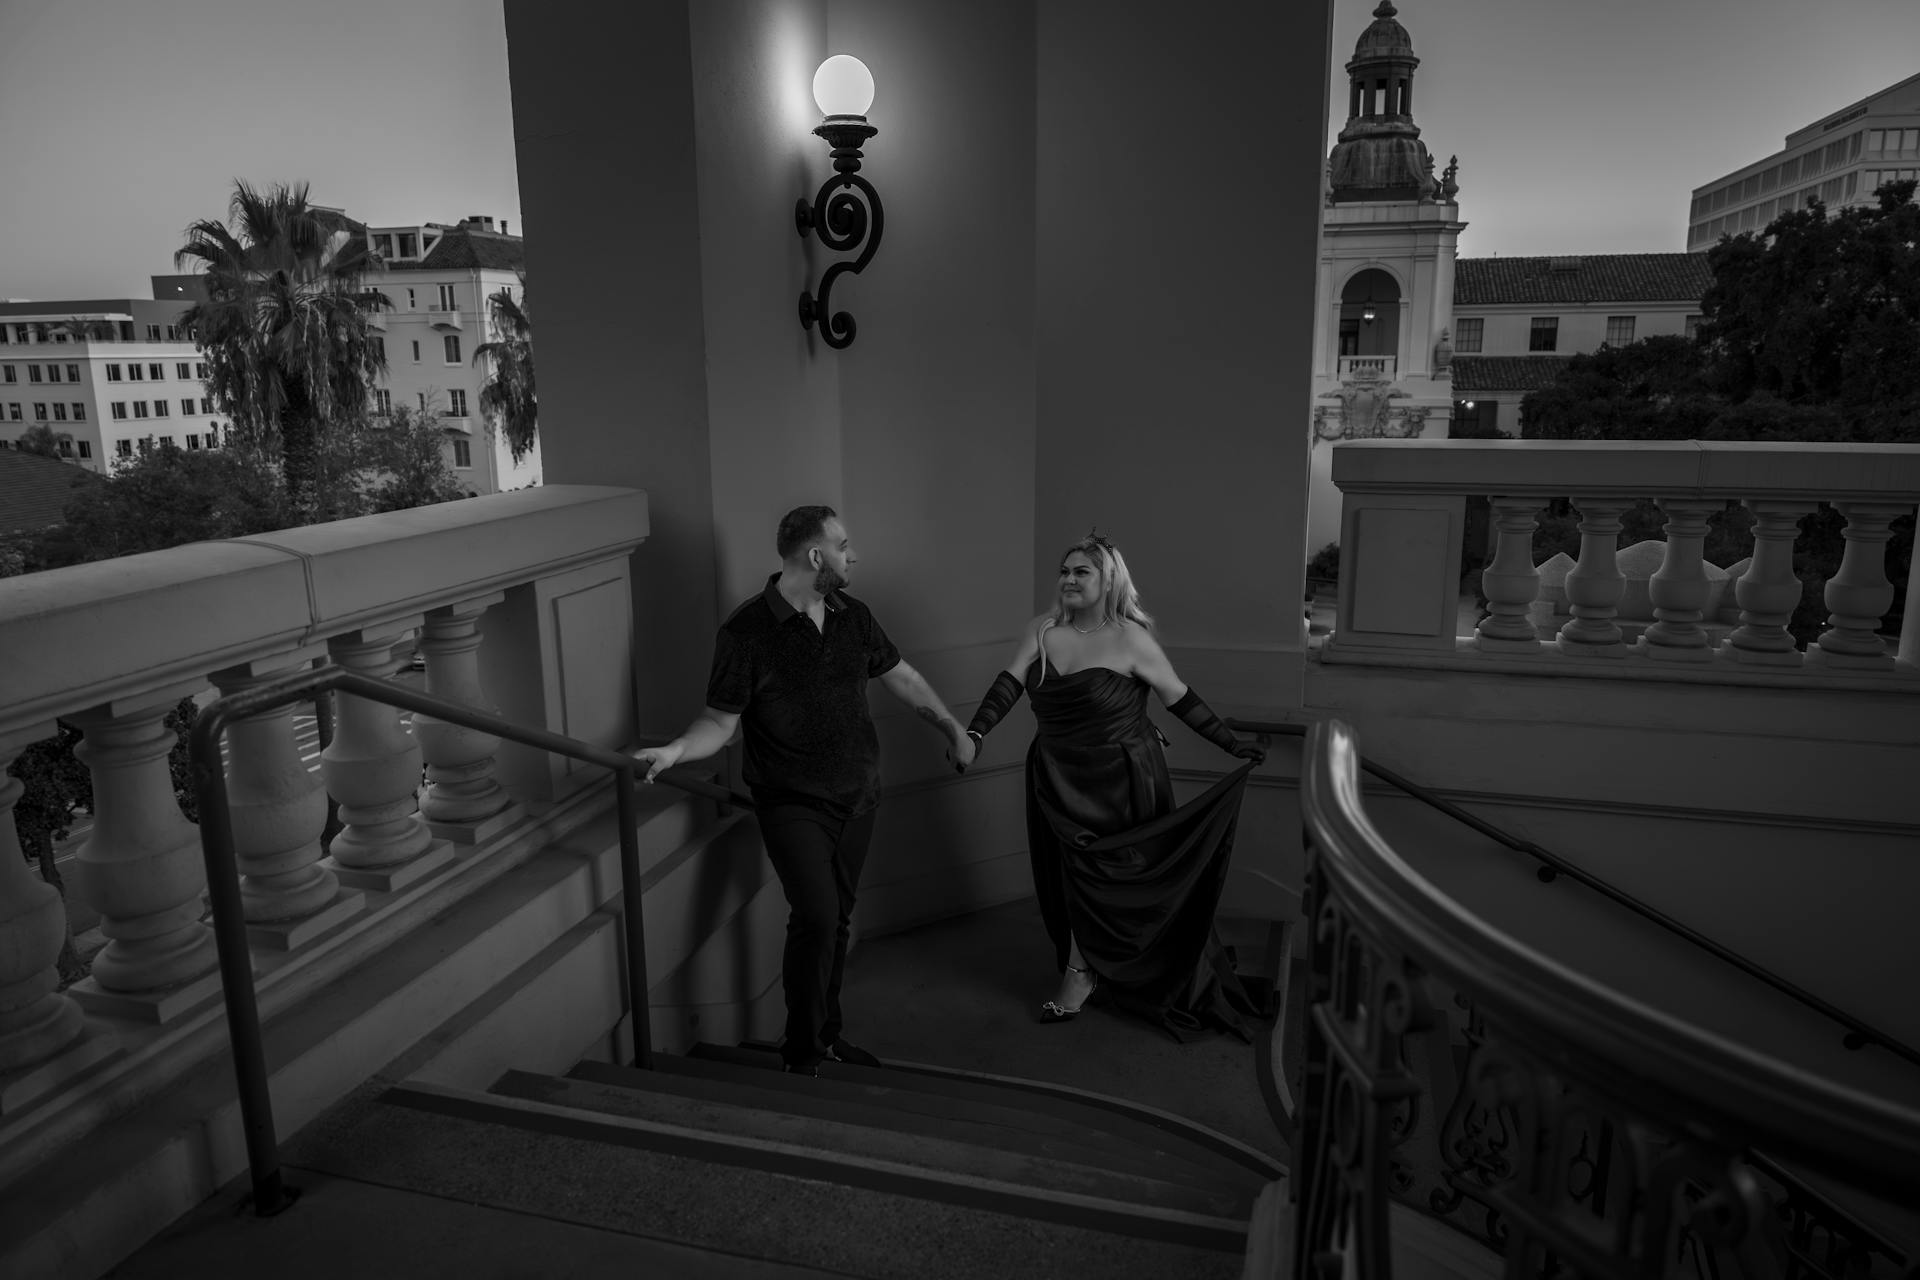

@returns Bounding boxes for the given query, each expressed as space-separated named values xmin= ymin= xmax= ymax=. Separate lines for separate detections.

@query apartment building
xmin=0 ymin=298 xmax=222 ymax=471
xmin=1686 ymin=71 xmax=1920 ymax=251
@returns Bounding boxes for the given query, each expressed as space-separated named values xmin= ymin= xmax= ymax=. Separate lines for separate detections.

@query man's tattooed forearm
xmin=915 ymin=704 xmax=960 ymax=744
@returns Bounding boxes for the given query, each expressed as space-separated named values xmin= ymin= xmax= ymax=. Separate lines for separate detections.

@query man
xmin=633 ymin=506 xmax=975 ymax=1075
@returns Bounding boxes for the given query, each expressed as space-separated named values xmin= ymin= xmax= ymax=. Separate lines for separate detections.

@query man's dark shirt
xmin=706 ymin=574 xmax=901 ymax=818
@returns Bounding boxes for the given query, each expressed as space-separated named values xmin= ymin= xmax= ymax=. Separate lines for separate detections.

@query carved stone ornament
xmin=1315 ymin=364 xmax=1417 ymax=441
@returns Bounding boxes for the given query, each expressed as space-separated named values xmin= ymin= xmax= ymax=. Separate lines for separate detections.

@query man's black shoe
xmin=781 ymin=1061 xmax=818 ymax=1077
xmin=827 ymin=1038 xmax=881 ymax=1068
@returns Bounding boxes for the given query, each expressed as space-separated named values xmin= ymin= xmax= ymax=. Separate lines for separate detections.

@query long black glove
xmin=1168 ymin=686 xmax=1265 ymax=763
xmin=965 ymin=671 xmax=1025 ymax=742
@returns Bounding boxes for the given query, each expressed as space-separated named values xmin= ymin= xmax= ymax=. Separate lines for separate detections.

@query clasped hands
xmin=947 ymin=730 xmax=978 ymax=775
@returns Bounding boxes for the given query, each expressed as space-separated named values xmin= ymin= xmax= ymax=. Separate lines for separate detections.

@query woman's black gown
xmin=1024 ymin=656 xmax=1262 ymax=1040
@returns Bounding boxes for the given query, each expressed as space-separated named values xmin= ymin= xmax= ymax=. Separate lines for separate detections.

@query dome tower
xmin=1327 ymin=1 xmax=1438 ymax=203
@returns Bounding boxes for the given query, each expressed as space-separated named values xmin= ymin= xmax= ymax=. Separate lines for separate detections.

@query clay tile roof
xmin=1449 ymin=355 xmax=1576 ymax=393
xmin=0 ymin=450 xmax=103 ymax=534
xmin=387 ymin=228 xmax=526 ymax=273
xmin=1453 ymin=253 xmax=1713 ymax=306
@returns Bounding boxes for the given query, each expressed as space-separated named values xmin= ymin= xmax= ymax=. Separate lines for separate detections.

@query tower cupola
xmin=1327 ymin=1 xmax=1440 ymax=204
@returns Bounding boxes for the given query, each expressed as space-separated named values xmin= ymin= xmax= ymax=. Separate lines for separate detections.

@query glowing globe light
xmin=812 ymin=54 xmax=875 ymax=118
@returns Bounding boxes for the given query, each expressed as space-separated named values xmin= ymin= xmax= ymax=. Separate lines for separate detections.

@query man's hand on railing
xmin=630 ymin=742 xmax=685 ymax=783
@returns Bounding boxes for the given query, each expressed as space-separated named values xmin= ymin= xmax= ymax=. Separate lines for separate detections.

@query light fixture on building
xmin=1362 ymin=304 xmax=1377 ymax=324
xmin=796 ymin=55 xmax=883 ymax=351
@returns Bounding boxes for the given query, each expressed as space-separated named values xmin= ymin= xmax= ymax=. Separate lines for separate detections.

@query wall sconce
xmin=1362 ymin=304 xmax=1376 ymax=325
xmin=795 ymin=55 xmax=883 ymax=350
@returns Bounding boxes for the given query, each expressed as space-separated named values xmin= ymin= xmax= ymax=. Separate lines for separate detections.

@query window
xmin=373 ymin=388 xmax=392 ymax=414
xmin=65 ymin=363 xmax=79 ymax=381
xmin=1868 ymin=170 xmax=1883 ymax=192
xmin=406 ymin=288 xmax=417 ymax=310
xmin=194 ymin=361 xmax=208 ymax=378
xmin=0 ymin=327 xmax=7 ymax=344
xmin=1528 ymin=317 xmax=1559 ymax=352
xmin=1869 ymin=129 xmax=1886 ymax=153
xmin=52 ymin=403 xmax=67 ymax=421
xmin=32 ymin=402 xmax=47 ymax=420
xmin=148 ymin=363 xmax=164 ymax=380
xmin=58 ymin=438 xmax=72 ymax=457
xmin=200 ymin=397 xmax=212 ymax=414
xmin=111 ymin=402 xmax=127 ymax=420
xmin=417 ymin=391 xmax=428 ymax=412
xmin=153 ymin=400 xmax=169 ymax=417
xmin=28 ymin=365 xmax=42 ymax=383
xmin=6 ymin=404 xmax=18 ymax=421
xmin=181 ymin=398 xmax=195 ymax=415
xmin=145 ymin=324 xmax=161 ymax=340
xmin=375 ymin=233 xmax=394 ymax=257
xmin=133 ymin=401 xmax=149 ymax=419
xmin=411 ymin=340 xmax=421 ymax=363
xmin=448 ymin=388 xmax=467 ymax=416
xmin=1451 ymin=318 xmax=1483 ymax=352
xmin=1 ymin=366 xmax=12 ymax=383
xmin=116 ymin=439 xmax=132 ymax=458
xmin=398 ymin=233 xmax=418 ymax=258
xmin=1905 ymin=128 xmax=1920 ymax=153
xmin=443 ymin=335 xmax=461 ymax=363
xmin=437 ymin=284 xmax=456 ymax=310
xmin=371 ymin=336 xmax=385 ymax=361
xmin=452 ymin=438 xmax=472 ymax=468
xmin=47 ymin=365 xmax=62 ymax=383
xmin=77 ymin=440 xmax=91 ymax=459
xmin=106 ymin=363 xmax=122 ymax=381
xmin=187 ymin=434 xmax=201 ymax=450
xmin=165 ymin=325 xmax=180 ymax=340
xmin=72 ymin=403 xmax=86 ymax=421
xmin=159 ymin=435 xmax=174 ymax=448
xmin=117 ymin=321 xmax=134 ymax=341
xmin=127 ymin=363 xmax=144 ymax=381
xmin=1684 ymin=314 xmax=1702 ymax=340
xmin=137 ymin=436 xmax=152 ymax=454
xmin=176 ymin=362 xmax=190 ymax=379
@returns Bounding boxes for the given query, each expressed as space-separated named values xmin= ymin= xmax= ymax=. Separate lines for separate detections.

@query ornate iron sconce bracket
xmin=796 ymin=117 xmax=883 ymax=351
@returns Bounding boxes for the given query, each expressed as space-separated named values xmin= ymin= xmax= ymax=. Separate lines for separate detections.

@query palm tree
xmin=174 ymin=180 xmax=389 ymax=520
xmin=50 ymin=317 xmax=118 ymax=344
xmin=472 ymin=282 xmax=537 ymax=462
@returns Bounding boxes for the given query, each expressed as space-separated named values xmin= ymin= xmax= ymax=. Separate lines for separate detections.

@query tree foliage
xmin=175 ymin=180 xmax=390 ymax=519
xmin=473 ymin=282 xmax=537 ymax=463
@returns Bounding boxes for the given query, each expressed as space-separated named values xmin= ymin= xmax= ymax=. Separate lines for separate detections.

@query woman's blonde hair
xmin=1035 ymin=531 xmax=1153 ymax=685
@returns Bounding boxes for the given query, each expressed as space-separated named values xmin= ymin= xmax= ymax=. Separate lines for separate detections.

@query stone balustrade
xmin=0 ymin=485 xmax=648 ymax=1116
xmin=1325 ymin=440 xmax=1920 ymax=682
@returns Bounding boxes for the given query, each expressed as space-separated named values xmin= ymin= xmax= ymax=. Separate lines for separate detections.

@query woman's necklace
xmin=1070 ymin=615 xmax=1108 ymax=635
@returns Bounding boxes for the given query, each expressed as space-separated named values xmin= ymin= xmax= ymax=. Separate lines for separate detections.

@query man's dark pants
xmin=758 ymin=803 xmax=877 ymax=1068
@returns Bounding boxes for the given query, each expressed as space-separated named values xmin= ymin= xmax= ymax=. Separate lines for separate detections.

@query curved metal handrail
xmin=1229 ymin=715 xmax=1920 ymax=1073
xmin=1300 ymin=718 xmax=1920 ymax=1202
xmin=188 ymin=663 xmax=752 ymax=1216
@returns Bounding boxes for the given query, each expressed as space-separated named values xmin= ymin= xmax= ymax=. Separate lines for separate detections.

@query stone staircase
xmin=280 ymin=1039 xmax=1285 ymax=1278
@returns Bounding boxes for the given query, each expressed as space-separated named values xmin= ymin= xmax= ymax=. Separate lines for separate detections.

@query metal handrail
xmin=1225 ymin=716 xmax=1920 ymax=1073
xmin=187 ymin=663 xmax=752 ymax=1216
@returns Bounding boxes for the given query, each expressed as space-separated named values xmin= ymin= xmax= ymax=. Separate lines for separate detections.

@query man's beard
xmin=813 ymin=564 xmax=848 ymax=594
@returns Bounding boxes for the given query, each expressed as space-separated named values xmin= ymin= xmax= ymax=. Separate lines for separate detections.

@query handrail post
xmin=189 ymin=707 xmax=296 ymax=1217
xmin=615 ymin=766 xmax=652 ymax=1069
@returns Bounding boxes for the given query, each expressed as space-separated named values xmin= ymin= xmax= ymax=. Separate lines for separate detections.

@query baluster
xmin=1720 ymin=501 xmax=1815 ymax=667
xmin=0 ymin=730 xmax=116 ymax=1109
xmin=65 ymin=692 xmax=223 ymax=1023
xmin=1475 ymin=497 xmax=1545 ymax=652
xmin=209 ymin=656 xmax=366 ymax=949
xmin=321 ymin=623 xmax=454 ymax=892
xmin=1637 ymin=500 xmax=1721 ymax=662
xmin=1557 ymin=496 xmax=1631 ymax=657
xmin=1808 ymin=502 xmax=1909 ymax=669
xmin=413 ymin=594 xmax=522 ymax=844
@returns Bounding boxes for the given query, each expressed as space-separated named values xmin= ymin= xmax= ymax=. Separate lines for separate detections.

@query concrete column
xmin=1721 ymin=501 xmax=1814 ymax=667
xmin=209 ymin=652 xmax=365 ymax=950
xmin=1809 ymin=502 xmax=1908 ymax=669
xmin=414 ymin=593 xmax=522 ymax=843
xmin=1475 ymin=498 xmax=1545 ymax=651
xmin=1556 ymin=497 xmax=1630 ymax=657
xmin=322 ymin=622 xmax=453 ymax=892
xmin=1638 ymin=500 xmax=1722 ymax=661
xmin=66 ymin=692 xmax=222 ymax=1023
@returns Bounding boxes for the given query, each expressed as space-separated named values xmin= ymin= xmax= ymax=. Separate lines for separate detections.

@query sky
xmin=1 ymin=0 xmax=1918 ymax=299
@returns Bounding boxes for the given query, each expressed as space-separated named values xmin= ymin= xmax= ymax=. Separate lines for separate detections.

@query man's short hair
xmin=776 ymin=505 xmax=838 ymax=561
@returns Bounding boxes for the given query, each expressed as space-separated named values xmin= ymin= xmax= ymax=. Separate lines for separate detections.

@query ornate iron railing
xmin=1292 ymin=718 xmax=1920 ymax=1280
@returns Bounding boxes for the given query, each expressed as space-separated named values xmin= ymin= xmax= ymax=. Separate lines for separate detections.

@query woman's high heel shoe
xmin=1039 ymin=964 xmax=1097 ymax=1023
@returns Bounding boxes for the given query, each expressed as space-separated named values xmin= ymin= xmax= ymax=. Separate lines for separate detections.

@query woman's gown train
xmin=1023 ymin=657 xmax=1262 ymax=1040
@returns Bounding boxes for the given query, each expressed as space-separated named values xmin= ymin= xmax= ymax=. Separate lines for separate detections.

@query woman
xmin=962 ymin=531 xmax=1266 ymax=1039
